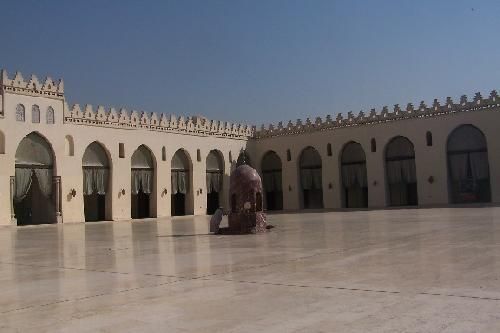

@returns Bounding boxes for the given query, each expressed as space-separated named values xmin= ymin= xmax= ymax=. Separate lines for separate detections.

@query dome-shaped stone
xmin=229 ymin=164 xmax=262 ymax=193
xmin=228 ymin=164 xmax=267 ymax=234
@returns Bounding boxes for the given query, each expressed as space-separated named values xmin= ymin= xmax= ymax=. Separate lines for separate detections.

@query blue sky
xmin=2 ymin=0 xmax=499 ymax=124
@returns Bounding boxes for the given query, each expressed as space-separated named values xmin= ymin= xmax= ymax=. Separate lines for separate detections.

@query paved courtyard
xmin=1 ymin=208 xmax=500 ymax=332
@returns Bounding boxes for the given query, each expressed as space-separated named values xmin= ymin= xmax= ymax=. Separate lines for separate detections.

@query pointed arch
xmin=385 ymin=136 xmax=418 ymax=206
xmin=131 ymin=144 xmax=157 ymax=219
xmin=16 ymin=104 xmax=25 ymax=122
xmin=206 ymin=149 xmax=225 ymax=214
xmin=14 ymin=132 xmax=57 ymax=225
xmin=31 ymin=105 xmax=40 ymax=123
xmin=447 ymin=124 xmax=491 ymax=203
xmin=261 ymin=150 xmax=283 ymax=210
xmin=82 ymin=141 xmax=112 ymax=222
xmin=171 ymin=149 xmax=193 ymax=216
xmin=340 ymin=142 xmax=368 ymax=208
xmin=298 ymin=146 xmax=323 ymax=209
xmin=46 ymin=106 xmax=55 ymax=124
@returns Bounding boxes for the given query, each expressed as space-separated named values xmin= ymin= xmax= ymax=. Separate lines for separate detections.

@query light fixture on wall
xmin=428 ymin=176 xmax=435 ymax=184
xmin=373 ymin=180 xmax=378 ymax=186
xmin=70 ymin=189 xmax=76 ymax=197
xmin=163 ymin=188 xmax=168 ymax=195
xmin=328 ymin=182 xmax=333 ymax=189
xmin=121 ymin=189 xmax=125 ymax=195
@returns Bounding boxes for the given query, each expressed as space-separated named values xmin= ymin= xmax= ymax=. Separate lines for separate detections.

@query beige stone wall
xmin=0 ymin=89 xmax=247 ymax=225
xmin=252 ymin=108 xmax=500 ymax=210
xmin=1 ymin=70 xmax=499 ymax=225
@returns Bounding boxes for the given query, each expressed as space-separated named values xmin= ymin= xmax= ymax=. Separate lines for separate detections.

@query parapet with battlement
xmin=254 ymin=91 xmax=500 ymax=139
xmin=1 ymin=70 xmax=64 ymax=99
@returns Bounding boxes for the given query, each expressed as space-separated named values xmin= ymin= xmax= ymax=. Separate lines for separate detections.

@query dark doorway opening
xmin=207 ymin=191 xmax=219 ymax=215
xmin=84 ymin=193 xmax=106 ymax=222
xmin=14 ymin=172 xmax=55 ymax=226
xmin=132 ymin=189 xmax=150 ymax=219
xmin=172 ymin=192 xmax=186 ymax=216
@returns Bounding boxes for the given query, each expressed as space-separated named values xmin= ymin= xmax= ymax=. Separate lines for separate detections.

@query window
xmin=327 ymin=143 xmax=332 ymax=156
xmin=371 ymin=138 xmax=377 ymax=152
xmin=32 ymin=105 xmax=40 ymax=123
xmin=426 ymin=131 xmax=433 ymax=146
xmin=46 ymin=106 xmax=55 ymax=124
xmin=119 ymin=143 xmax=125 ymax=158
xmin=65 ymin=135 xmax=74 ymax=156
xmin=162 ymin=146 xmax=166 ymax=161
xmin=197 ymin=149 xmax=201 ymax=162
xmin=286 ymin=149 xmax=291 ymax=161
xmin=16 ymin=104 xmax=25 ymax=122
xmin=229 ymin=151 xmax=233 ymax=162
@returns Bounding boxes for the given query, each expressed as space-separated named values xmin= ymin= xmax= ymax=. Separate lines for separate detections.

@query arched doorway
xmin=14 ymin=133 xmax=57 ymax=225
xmin=385 ymin=136 xmax=418 ymax=206
xmin=447 ymin=125 xmax=491 ymax=203
xmin=131 ymin=145 xmax=155 ymax=219
xmin=261 ymin=151 xmax=283 ymax=210
xmin=171 ymin=149 xmax=191 ymax=216
xmin=341 ymin=142 xmax=368 ymax=208
xmin=82 ymin=142 xmax=111 ymax=222
xmin=299 ymin=147 xmax=323 ymax=209
xmin=206 ymin=150 xmax=224 ymax=214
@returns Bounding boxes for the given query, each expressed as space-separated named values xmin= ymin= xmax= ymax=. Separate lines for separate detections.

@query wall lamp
xmin=121 ymin=189 xmax=125 ymax=195
xmin=70 ymin=189 xmax=76 ymax=197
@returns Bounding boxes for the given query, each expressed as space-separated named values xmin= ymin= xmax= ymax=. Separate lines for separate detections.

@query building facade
xmin=0 ymin=69 xmax=499 ymax=225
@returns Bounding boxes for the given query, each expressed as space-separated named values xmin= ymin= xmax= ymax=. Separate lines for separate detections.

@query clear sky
xmin=2 ymin=0 xmax=499 ymax=125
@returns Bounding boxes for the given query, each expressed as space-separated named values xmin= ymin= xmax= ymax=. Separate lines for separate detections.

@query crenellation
xmin=26 ymin=74 xmax=40 ymax=91
xmin=460 ymin=95 xmax=468 ymax=106
xmin=108 ymin=108 xmax=119 ymax=122
xmin=0 ymin=70 xmax=64 ymax=99
xmin=84 ymin=104 xmax=95 ymax=120
xmin=118 ymin=108 xmax=129 ymax=124
xmin=8 ymin=69 xmax=493 ymax=141
xmin=254 ymin=90 xmax=500 ymax=138
xmin=314 ymin=117 xmax=322 ymax=127
xmin=474 ymin=92 xmax=482 ymax=105
xmin=186 ymin=117 xmax=195 ymax=131
xmin=150 ymin=112 xmax=159 ymax=126
xmin=96 ymin=106 xmax=108 ymax=121
xmin=490 ymin=90 xmax=498 ymax=102
xmin=418 ymin=101 xmax=426 ymax=112
xmin=177 ymin=116 xmax=186 ymax=130
xmin=381 ymin=106 xmax=389 ymax=118
xmin=446 ymin=97 xmax=455 ymax=109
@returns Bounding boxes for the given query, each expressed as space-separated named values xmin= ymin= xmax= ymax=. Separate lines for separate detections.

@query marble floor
xmin=1 ymin=208 xmax=500 ymax=332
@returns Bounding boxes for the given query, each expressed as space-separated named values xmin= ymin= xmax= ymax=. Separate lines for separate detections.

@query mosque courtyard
xmin=1 ymin=208 xmax=500 ymax=332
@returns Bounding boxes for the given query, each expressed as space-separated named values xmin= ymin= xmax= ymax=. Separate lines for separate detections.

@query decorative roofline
xmin=255 ymin=91 xmax=500 ymax=139
xmin=63 ymin=103 xmax=254 ymax=140
xmin=0 ymin=70 xmax=64 ymax=99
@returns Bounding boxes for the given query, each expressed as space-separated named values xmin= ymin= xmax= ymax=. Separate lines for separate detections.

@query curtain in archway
xmin=172 ymin=171 xmax=188 ymax=194
xmin=206 ymin=172 xmax=222 ymax=193
xmin=447 ymin=125 xmax=491 ymax=203
xmin=131 ymin=169 xmax=153 ymax=195
xmin=83 ymin=168 xmax=109 ymax=195
xmin=385 ymin=137 xmax=418 ymax=206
